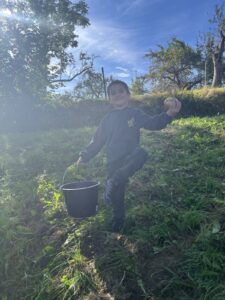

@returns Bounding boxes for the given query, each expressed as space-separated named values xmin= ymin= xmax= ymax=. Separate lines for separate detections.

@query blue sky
xmin=63 ymin=0 xmax=221 ymax=90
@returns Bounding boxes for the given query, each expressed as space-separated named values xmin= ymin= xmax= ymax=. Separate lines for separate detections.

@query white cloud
xmin=75 ymin=20 xmax=142 ymax=67
xmin=113 ymin=67 xmax=130 ymax=78
xmin=116 ymin=72 xmax=130 ymax=78
xmin=119 ymin=0 xmax=145 ymax=15
xmin=116 ymin=67 xmax=129 ymax=72
xmin=117 ymin=0 xmax=163 ymax=16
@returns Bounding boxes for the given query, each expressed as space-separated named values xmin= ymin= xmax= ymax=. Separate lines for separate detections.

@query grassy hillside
xmin=0 ymin=114 xmax=225 ymax=299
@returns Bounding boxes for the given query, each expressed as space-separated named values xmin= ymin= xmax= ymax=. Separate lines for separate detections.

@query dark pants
xmin=107 ymin=147 xmax=148 ymax=223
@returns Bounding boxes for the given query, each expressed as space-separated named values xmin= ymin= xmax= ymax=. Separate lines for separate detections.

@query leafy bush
xmin=1 ymin=87 xmax=225 ymax=134
xmin=132 ymin=87 xmax=225 ymax=117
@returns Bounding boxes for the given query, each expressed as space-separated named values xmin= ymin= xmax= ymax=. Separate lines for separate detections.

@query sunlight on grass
xmin=0 ymin=115 xmax=224 ymax=299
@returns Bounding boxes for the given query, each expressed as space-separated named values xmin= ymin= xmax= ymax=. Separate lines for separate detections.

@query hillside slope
xmin=0 ymin=115 xmax=225 ymax=299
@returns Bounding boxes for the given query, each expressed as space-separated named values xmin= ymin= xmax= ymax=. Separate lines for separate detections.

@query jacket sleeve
xmin=135 ymin=109 xmax=173 ymax=130
xmin=79 ymin=118 xmax=107 ymax=162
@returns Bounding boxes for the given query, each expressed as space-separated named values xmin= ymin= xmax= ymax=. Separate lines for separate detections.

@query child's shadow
xmin=79 ymin=228 xmax=144 ymax=299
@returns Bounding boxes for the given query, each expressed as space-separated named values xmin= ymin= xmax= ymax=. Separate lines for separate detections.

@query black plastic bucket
xmin=61 ymin=181 xmax=100 ymax=218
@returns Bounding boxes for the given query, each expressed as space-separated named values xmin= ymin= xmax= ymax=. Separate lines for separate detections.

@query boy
xmin=77 ymin=80 xmax=181 ymax=232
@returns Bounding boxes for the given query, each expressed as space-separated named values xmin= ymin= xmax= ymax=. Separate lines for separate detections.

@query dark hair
xmin=107 ymin=80 xmax=130 ymax=96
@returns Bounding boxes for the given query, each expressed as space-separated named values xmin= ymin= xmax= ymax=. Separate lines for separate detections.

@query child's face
xmin=108 ymin=83 xmax=130 ymax=109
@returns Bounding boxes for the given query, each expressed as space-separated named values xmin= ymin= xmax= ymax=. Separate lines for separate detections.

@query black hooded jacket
xmin=80 ymin=106 xmax=172 ymax=168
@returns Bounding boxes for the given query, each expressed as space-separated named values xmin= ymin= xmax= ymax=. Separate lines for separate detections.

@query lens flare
xmin=0 ymin=8 xmax=55 ymax=28
xmin=0 ymin=8 xmax=12 ymax=17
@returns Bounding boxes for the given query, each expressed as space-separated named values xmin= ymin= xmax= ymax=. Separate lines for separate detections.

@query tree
xmin=0 ymin=0 xmax=89 ymax=101
xmin=197 ymin=33 xmax=214 ymax=86
xmin=72 ymin=66 xmax=111 ymax=101
xmin=208 ymin=3 xmax=225 ymax=87
xmin=145 ymin=38 xmax=204 ymax=91
xmin=131 ymin=76 xmax=147 ymax=95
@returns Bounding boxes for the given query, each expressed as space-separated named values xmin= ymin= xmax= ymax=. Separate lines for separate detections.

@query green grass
xmin=0 ymin=114 xmax=224 ymax=299
xmin=131 ymin=87 xmax=225 ymax=117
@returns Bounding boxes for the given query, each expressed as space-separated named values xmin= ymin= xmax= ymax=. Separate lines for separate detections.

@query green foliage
xmin=72 ymin=67 xmax=111 ymax=101
xmin=131 ymin=76 xmax=147 ymax=95
xmin=198 ymin=3 xmax=225 ymax=87
xmin=1 ymin=86 xmax=225 ymax=134
xmin=132 ymin=86 xmax=225 ymax=117
xmin=0 ymin=114 xmax=225 ymax=299
xmin=145 ymin=37 xmax=204 ymax=91
xmin=0 ymin=0 xmax=89 ymax=99
xmin=37 ymin=173 xmax=64 ymax=219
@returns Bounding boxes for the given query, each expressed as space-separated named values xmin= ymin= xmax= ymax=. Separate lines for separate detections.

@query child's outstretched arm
xmin=136 ymin=98 xmax=181 ymax=130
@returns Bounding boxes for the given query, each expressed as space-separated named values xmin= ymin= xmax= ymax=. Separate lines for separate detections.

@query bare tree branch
xmin=184 ymin=77 xmax=203 ymax=90
xmin=50 ymin=66 xmax=93 ymax=83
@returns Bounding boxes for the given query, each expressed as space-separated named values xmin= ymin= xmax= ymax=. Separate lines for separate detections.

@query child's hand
xmin=164 ymin=97 xmax=182 ymax=117
xmin=76 ymin=157 xmax=85 ymax=166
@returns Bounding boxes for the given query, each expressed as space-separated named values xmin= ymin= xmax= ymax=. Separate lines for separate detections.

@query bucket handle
xmin=62 ymin=166 xmax=70 ymax=186
xmin=62 ymin=164 xmax=80 ymax=186
xmin=62 ymin=163 xmax=92 ymax=186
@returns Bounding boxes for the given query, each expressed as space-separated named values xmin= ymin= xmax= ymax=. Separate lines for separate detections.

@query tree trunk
xmin=211 ymin=31 xmax=225 ymax=87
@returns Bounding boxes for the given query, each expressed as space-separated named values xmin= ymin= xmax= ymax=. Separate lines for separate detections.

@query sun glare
xmin=0 ymin=8 xmax=54 ymax=28
xmin=0 ymin=8 xmax=12 ymax=17
xmin=0 ymin=8 xmax=36 ymax=26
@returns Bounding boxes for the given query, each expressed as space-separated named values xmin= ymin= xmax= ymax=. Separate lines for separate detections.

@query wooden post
xmin=101 ymin=67 xmax=107 ymax=101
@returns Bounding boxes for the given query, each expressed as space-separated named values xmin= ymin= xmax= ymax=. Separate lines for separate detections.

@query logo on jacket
xmin=128 ymin=118 xmax=135 ymax=128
